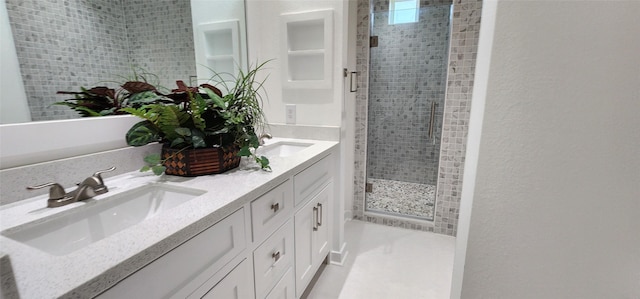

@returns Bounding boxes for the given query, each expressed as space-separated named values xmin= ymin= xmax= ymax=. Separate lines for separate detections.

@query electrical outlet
xmin=286 ymin=104 xmax=296 ymax=124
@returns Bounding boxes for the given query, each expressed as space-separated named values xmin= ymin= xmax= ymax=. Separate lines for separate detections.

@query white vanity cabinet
xmin=253 ymin=154 xmax=334 ymax=299
xmin=96 ymin=153 xmax=335 ymax=299
xmin=293 ymin=181 xmax=331 ymax=298
xmin=292 ymin=157 xmax=333 ymax=298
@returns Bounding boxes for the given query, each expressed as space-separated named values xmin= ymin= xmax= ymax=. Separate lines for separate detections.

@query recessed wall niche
xmin=280 ymin=10 xmax=333 ymax=90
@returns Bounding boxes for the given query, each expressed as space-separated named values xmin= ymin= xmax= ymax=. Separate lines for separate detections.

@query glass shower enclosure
xmin=365 ymin=1 xmax=451 ymax=221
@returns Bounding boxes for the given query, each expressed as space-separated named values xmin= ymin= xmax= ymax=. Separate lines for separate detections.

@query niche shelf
xmin=194 ymin=20 xmax=241 ymax=83
xmin=280 ymin=10 xmax=333 ymax=89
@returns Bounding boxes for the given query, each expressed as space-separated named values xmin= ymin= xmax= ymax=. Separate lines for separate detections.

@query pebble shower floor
xmin=365 ymin=178 xmax=435 ymax=220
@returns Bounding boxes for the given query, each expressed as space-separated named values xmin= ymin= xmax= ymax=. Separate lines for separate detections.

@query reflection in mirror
xmin=1 ymin=0 xmax=247 ymax=124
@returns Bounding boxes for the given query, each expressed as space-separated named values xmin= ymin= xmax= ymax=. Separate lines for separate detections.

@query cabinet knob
xmin=272 ymin=251 xmax=281 ymax=262
xmin=271 ymin=202 xmax=280 ymax=212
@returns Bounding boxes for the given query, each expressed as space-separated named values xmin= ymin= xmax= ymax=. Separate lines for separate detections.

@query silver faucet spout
xmin=258 ymin=133 xmax=273 ymax=146
xmin=27 ymin=166 xmax=116 ymax=208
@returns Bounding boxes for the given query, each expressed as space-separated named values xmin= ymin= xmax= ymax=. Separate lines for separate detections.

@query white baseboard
xmin=329 ymin=242 xmax=348 ymax=266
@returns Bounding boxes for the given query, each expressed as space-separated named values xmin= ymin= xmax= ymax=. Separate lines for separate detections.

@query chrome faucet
xmin=258 ymin=132 xmax=273 ymax=146
xmin=27 ymin=167 xmax=116 ymax=208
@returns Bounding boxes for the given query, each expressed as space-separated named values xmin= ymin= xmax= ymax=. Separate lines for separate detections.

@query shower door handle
xmin=428 ymin=101 xmax=437 ymax=143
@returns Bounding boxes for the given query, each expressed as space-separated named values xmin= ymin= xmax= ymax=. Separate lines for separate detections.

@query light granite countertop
xmin=0 ymin=138 xmax=338 ymax=298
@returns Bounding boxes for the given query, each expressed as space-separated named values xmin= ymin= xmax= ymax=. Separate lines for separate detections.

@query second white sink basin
xmin=258 ymin=141 xmax=313 ymax=158
xmin=1 ymin=183 xmax=206 ymax=256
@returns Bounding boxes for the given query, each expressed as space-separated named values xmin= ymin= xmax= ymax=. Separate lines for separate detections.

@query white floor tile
xmin=306 ymin=220 xmax=455 ymax=299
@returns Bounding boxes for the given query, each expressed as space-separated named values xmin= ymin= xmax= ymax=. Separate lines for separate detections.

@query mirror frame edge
xmin=0 ymin=115 xmax=140 ymax=170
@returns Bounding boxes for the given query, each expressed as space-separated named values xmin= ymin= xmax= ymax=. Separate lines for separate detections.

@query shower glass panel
xmin=365 ymin=2 xmax=451 ymax=221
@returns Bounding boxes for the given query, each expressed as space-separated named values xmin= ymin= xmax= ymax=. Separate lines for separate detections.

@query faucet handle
xmin=83 ymin=166 xmax=116 ymax=194
xmin=92 ymin=166 xmax=116 ymax=183
xmin=27 ymin=182 xmax=66 ymax=200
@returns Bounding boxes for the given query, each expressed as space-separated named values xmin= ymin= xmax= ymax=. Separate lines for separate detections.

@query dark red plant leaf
xmin=165 ymin=93 xmax=190 ymax=103
xmin=121 ymin=81 xmax=156 ymax=93
xmin=87 ymin=86 xmax=114 ymax=96
xmin=171 ymin=80 xmax=198 ymax=94
xmin=57 ymin=91 xmax=84 ymax=95
xmin=200 ymin=83 xmax=223 ymax=97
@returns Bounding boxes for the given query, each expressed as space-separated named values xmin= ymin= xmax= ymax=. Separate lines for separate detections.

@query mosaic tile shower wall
xmin=366 ymin=2 xmax=450 ymax=186
xmin=6 ymin=0 xmax=130 ymax=121
xmin=124 ymin=0 xmax=196 ymax=90
xmin=353 ymin=0 xmax=482 ymax=236
xmin=6 ymin=0 xmax=195 ymax=121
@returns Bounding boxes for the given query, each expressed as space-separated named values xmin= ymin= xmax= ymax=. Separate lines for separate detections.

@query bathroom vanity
xmin=0 ymin=138 xmax=339 ymax=299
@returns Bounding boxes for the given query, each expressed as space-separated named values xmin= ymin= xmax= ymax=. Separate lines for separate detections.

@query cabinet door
xmin=313 ymin=182 xmax=331 ymax=262
xmin=294 ymin=198 xmax=315 ymax=297
xmin=201 ymin=259 xmax=253 ymax=299
xmin=293 ymin=181 xmax=333 ymax=298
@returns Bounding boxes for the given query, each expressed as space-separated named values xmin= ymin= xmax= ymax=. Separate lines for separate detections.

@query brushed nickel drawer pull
xmin=313 ymin=206 xmax=319 ymax=231
xmin=272 ymin=251 xmax=281 ymax=262
xmin=271 ymin=202 xmax=280 ymax=212
xmin=317 ymin=203 xmax=323 ymax=226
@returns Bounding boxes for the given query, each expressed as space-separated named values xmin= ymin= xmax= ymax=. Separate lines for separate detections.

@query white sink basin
xmin=258 ymin=141 xmax=313 ymax=158
xmin=1 ymin=183 xmax=206 ymax=256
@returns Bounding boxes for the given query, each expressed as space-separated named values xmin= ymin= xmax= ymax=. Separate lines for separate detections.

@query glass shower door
xmin=364 ymin=3 xmax=451 ymax=221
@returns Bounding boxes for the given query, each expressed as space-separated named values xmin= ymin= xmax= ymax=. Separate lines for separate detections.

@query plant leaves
xmin=140 ymin=165 xmax=151 ymax=172
xmin=238 ymin=146 xmax=251 ymax=157
xmin=127 ymin=91 xmax=163 ymax=106
xmin=121 ymin=81 xmax=156 ymax=93
xmin=143 ymin=153 xmax=162 ymax=165
xmin=258 ymin=156 xmax=270 ymax=170
xmin=151 ymin=165 xmax=166 ymax=176
xmin=175 ymin=127 xmax=191 ymax=136
xmin=205 ymin=88 xmax=227 ymax=110
xmin=191 ymin=129 xmax=207 ymax=148
xmin=125 ymin=121 xmax=160 ymax=146
xmin=170 ymin=137 xmax=185 ymax=148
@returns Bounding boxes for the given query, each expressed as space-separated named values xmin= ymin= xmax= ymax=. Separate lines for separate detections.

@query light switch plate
xmin=286 ymin=104 xmax=296 ymax=124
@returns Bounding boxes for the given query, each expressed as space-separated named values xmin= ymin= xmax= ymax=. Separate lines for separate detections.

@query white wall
xmin=245 ymin=0 xmax=345 ymax=127
xmin=454 ymin=1 xmax=640 ymax=298
xmin=0 ymin=0 xmax=30 ymax=124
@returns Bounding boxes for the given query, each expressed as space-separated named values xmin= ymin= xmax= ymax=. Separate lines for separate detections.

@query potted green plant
xmin=122 ymin=63 xmax=271 ymax=176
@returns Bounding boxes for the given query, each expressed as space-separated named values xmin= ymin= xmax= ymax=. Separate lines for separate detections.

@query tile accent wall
xmin=435 ymin=0 xmax=482 ymax=236
xmin=6 ymin=0 xmax=195 ymax=121
xmin=353 ymin=0 xmax=482 ymax=236
xmin=6 ymin=0 xmax=130 ymax=121
xmin=366 ymin=2 xmax=450 ymax=186
xmin=124 ymin=0 xmax=196 ymax=90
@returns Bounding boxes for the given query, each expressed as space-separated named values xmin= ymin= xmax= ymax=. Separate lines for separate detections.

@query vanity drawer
xmin=98 ymin=208 xmax=246 ymax=299
xmin=253 ymin=220 xmax=294 ymax=299
xmin=200 ymin=259 xmax=254 ymax=299
xmin=251 ymin=179 xmax=293 ymax=243
xmin=293 ymin=155 xmax=331 ymax=206
xmin=265 ymin=267 xmax=295 ymax=299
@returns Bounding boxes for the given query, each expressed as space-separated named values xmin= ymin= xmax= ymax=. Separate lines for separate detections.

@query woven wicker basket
xmin=161 ymin=144 xmax=241 ymax=176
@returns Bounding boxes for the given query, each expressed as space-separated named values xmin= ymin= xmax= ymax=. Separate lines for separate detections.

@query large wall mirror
xmin=0 ymin=0 xmax=248 ymax=169
xmin=1 ymin=0 xmax=248 ymax=124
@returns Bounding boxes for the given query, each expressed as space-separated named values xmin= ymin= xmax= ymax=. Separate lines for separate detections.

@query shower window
xmin=388 ymin=0 xmax=419 ymax=25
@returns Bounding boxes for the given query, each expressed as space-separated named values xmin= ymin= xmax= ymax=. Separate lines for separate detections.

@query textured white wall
xmin=245 ymin=0 xmax=345 ymax=127
xmin=456 ymin=1 xmax=640 ymax=298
